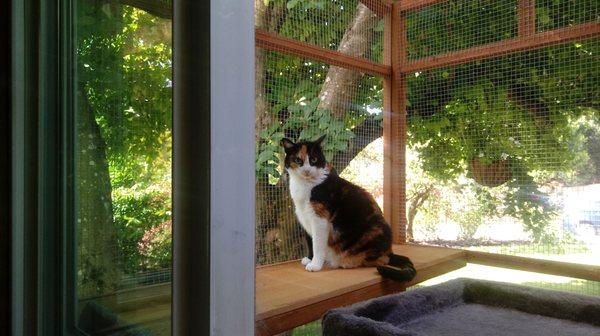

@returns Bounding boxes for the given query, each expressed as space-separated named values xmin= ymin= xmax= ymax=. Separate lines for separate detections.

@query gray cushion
xmin=322 ymin=278 xmax=600 ymax=336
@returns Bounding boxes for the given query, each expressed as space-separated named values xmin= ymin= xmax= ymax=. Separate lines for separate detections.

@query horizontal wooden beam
xmin=402 ymin=21 xmax=600 ymax=73
xmin=399 ymin=0 xmax=448 ymax=12
xmin=359 ymin=0 xmax=392 ymax=17
xmin=255 ymin=29 xmax=392 ymax=77
xmin=466 ymin=250 xmax=600 ymax=282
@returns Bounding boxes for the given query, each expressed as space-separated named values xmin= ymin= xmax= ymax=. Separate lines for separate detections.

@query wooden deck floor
xmin=255 ymin=244 xmax=467 ymax=335
xmin=82 ymin=245 xmax=466 ymax=335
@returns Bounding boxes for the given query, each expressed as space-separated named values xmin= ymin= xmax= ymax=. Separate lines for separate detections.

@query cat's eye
xmin=310 ymin=157 xmax=317 ymax=164
xmin=294 ymin=157 xmax=303 ymax=165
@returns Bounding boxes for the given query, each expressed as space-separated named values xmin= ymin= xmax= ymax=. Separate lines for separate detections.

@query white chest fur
xmin=289 ymin=174 xmax=318 ymax=236
xmin=286 ymin=163 xmax=333 ymax=271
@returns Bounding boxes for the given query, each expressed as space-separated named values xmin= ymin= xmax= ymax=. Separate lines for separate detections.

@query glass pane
xmin=74 ymin=2 xmax=172 ymax=335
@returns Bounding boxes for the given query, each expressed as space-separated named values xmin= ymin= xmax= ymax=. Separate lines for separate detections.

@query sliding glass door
xmin=10 ymin=1 xmax=254 ymax=335
xmin=73 ymin=1 xmax=173 ymax=335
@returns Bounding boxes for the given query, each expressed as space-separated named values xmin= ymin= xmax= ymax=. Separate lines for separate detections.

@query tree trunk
xmin=316 ymin=3 xmax=382 ymax=174
xmin=407 ymin=201 xmax=418 ymax=242
xmin=76 ymin=91 xmax=120 ymax=298
xmin=317 ymin=3 xmax=380 ymax=118
xmin=331 ymin=115 xmax=381 ymax=173
xmin=113 ymin=0 xmax=172 ymax=19
xmin=407 ymin=187 xmax=432 ymax=242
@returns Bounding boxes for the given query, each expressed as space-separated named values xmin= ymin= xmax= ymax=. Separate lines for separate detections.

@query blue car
xmin=579 ymin=207 xmax=600 ymax=235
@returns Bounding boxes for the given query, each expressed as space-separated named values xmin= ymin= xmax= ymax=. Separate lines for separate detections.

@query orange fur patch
xmin=328 ymin=229 xmax=341 ymax=251
xmin=288 ymin=145 xmax=309 ymax=169
xmin=311 ymin=202 xmax=330 ymax=220
xmin=298 ymin=145 xmax=308 ymax=161
xmin=328 ymin=225 xmax=391 ymax=268
xmin=351 ymin=226 xmax=384 ymax=253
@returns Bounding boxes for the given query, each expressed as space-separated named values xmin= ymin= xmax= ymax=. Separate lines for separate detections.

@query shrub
xmin=139 ymin=220 xmax=172 ymax=270
xmin=112 ymin=184 xmax=171 ymax=273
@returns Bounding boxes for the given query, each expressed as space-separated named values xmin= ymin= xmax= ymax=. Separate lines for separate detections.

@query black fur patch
xmin=311 ymin=170 xmax=392 ymax=262
xmin=281 ymin=135 xmax=415 ymax=276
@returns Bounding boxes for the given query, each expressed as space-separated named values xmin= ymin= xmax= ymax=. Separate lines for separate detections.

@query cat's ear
xmin=314 ymin=135 xmax=326 ymax=147
xmin=281 ymin=138 xmax=296 ymax=151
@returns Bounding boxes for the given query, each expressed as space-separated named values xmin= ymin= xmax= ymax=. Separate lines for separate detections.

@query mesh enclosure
xmin=255 ymin=1 xmax=598 ymax=334
xmin=406 ymin=37 xmax=600 ymax=265
xmin=411 ymin=264 xmax=600 ymax=297
xmin=255 ymin=0 xmax=385 ymax=62
xmin=536 ymin=0 xmax=599 ymax=32
xmin=406 ymin=0 xmax=600 ymax=60
xmin=255 ymin=50 xmax=384 ymax=265
xmin=406 ymin=0 xmax=519 ymax=60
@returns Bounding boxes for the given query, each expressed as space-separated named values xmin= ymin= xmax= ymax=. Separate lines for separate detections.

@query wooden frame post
xmin=383 ymin=3 xmax=407 ymax=244
xmin=174 ymin=0 xmax=255 ymax=334
xmin=518 ymin=0 xmax=536 ymax=37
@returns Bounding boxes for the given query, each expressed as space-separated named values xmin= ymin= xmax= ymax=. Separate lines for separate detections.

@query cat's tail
xmin=376 ymin=253 xmax=417 ymax=282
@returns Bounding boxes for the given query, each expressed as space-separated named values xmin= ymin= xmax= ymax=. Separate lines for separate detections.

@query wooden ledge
xmin=466 ymin=250 xmax=600 ymax=281
xmin=255 ymin=245 xmax=467 ymax=335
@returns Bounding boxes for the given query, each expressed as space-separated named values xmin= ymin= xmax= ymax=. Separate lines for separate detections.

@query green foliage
xmin=139 ymin=220 xmax=172 ymax=270
xmin=407 ymin=0 xmax=517 ymax=59
xmin=257 ymin=51 xmax=382 ymax=183
xmin=79 ymin=6 xmax=172 ymax=188
xmin=536 ymin=0 xmax=599 ymax=31
xmin=407 ymin=147 xmax=562 ymax=243
xmin=78 ymin=0 xmax=599 ymax=274
xmin=406 ymin=34 xmax=599 ymax=239
xmin=257 ymin=96 xmax=356 ymax=183
xmin=113 ymin=184 xmax=171 ymax=273
xmin=566 ymin=113 xmax=600 ymax=185
xmin=78 ymin=4 xmax=173 ymax=276
xmin=280 ymin=0 xmax=384 ymax=62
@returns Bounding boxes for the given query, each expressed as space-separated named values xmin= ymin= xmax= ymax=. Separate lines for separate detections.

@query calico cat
xmin=281 ymin=135 xmax=416 ymax=282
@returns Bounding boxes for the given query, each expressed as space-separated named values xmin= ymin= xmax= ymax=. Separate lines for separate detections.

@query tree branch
xmin=317 ymin=3 xmax=379 ymax=117
xmin=115 ymin=0 xmax=172 ymax=19
xmin=333 ymin=115 xmax=382 ymax=173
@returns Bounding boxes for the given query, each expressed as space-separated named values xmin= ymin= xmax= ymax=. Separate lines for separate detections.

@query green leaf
xmin=374 ymin=19 xmax=385 ymax=32
xmin=257 ymin=150 xmax=275 ymax=165
xmin=287 ymin=0 xmax=300 ymax=10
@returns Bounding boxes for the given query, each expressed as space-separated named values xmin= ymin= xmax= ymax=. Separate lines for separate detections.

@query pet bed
xmin=322 ymin=278 xmax=600 ymax=336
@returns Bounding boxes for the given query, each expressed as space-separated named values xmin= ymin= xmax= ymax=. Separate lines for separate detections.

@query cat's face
xmin=281 ymin=135 xmax=330 ymax=182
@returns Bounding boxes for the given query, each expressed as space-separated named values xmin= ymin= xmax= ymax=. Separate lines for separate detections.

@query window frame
xmin=10 ymin=0 xmax=256 ymax=335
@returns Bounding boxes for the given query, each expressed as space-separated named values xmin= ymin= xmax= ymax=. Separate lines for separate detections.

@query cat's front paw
xmin=301 ymin=257 xmax=311 ymax=266
xmin=305 ymin=261 xmax=323 ymax=272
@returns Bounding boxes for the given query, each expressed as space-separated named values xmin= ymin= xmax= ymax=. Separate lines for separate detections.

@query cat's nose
xmin=302 ymin=171 xmax=311 ymax=177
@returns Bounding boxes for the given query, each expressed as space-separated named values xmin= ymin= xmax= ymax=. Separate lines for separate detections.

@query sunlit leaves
xmin=79 ymin=5 xmax=172 ymax=187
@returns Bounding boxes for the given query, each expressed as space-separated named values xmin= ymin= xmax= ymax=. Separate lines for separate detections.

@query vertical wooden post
xmin=518 ymin=0 xmax=536 ymax=36
xmin=382 ymin=1 xmax=392 ymax=229
xmin=384 ymin=3 xmax=407 ymax=244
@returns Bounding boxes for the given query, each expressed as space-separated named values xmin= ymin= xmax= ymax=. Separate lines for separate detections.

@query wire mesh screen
xmin=406 ymin=36 xmax=600 ymax=270
xmin=255 ymin=49 xmax=384 ymax=265
xmin=535 ymin=0 xmax=599 ymax=32
xmin=255 ymin=0 xmax=385 ymax=62
xmin=255 ymin=1 xmax=598 ymax=334
xmin=410 ymin=265 xmax=600 ymax=297
xmin=406 ymin=0 xmax=519 ymax=60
